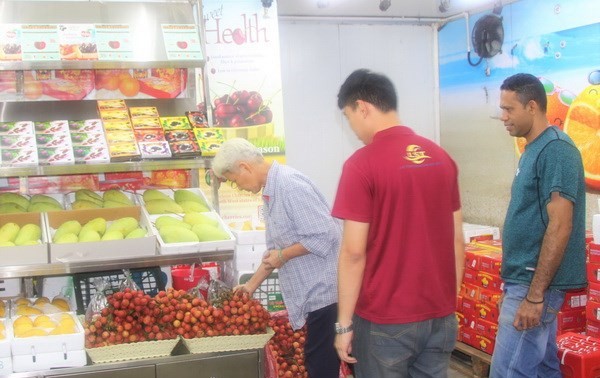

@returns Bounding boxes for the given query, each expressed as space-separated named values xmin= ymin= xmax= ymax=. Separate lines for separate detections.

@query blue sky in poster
xmin=438 ymin=0 xmax=600 ymax=89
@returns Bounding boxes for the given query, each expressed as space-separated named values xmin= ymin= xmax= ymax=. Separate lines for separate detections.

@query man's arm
xmin=335 ymin=220 xmax=369 ymax=364
xmin=453 ymin=209 xmax=465 ymax=295
xmin=513 ymin=192 xmax=573 ymax=330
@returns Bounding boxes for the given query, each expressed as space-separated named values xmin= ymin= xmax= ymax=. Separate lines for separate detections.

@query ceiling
xmin=276 ymin=0 xmax=507 ymax=20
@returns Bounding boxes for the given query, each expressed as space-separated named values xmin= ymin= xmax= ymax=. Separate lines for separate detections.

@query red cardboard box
xmin=589 ymin=282 xmax=600 ymax=303
xmin=476 ymin=271 xmax=504 ymax=293
xmin=562 ymin=288 xmax=588 ymax=310
xmin=557 ymin=332 xmax=600 ymax=378
xmin=589 ymin=262 xmax=600 ymax=284
xmin=473 ymin=318 xmax=498 ymax=340
xmin=476 ymin=334 xmax=495 ymax=354
xmin=462 ymin=268 xmax=479 ymax=287
xmin=587 ymin=320 xmax=600 ymax=339
xmin=586 ymin=301 xmax=600 ymax=322
xmin=479 ymin=252 xmax=502 ymax=276
xmin=459 ymin=297 xmax=477 ymax=319
xmin=475 ymin=301 xmax=500 ymax=323
xmin=558 ymin=309 xmax=587 ymax=331
xmin=590 ymin=243 xmax=600 ymax=263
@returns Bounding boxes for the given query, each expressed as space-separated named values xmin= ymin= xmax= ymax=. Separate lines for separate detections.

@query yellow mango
xmin=79 ymin=229 xmax=101 ymax=242
xmin=159 ymin=225 xmax=199 ymax=243
xmin=155 ymin=215 xmax=191 ymax=230
xmin=101 ymin=230 xmax=124 ymax=241
xmin=102 ymin=189 xmax=133 ymax=205
xmin=183 ymin=213 xmax=219 ymax=227
xmin=106 ymin=217 xmax=138 ymax=235
xmin=0 ymin=202 xmax=26 ymax=214
xmin=74 ymin=189 xmax=103 ymax=207
xmin=54 ymin=233 xmax=79 ymax=244
xmin=192 ymin=223 xmax=230 ymax=242
xmin=14 ymin=223 xmax=41 ymax=245
xmin=53 ymin=220 xmax=82 ymax=241
xmin=0 ymin=222 xmax=20 ymax=243
xmin=174 ymin=189 xmax=205 ymax=205
xmin=0 ymin=192 xmax=30 ymax=209
xmin=28 ymin=201 xmax=62 ymax=212
xmin=125 ymin=228 xmax=147 ymax=239
xmin=81 ymin=217 xmax=106 ymax=236
xmin=179 ymin=200 xmax=210 ymax=213
xmin=142 ymin=189 xmax=171 ymax=202
xmin=72 ymin=199 xmax=102 ymax=210
xmin=145 ymin=199 xmax=183 ymax=214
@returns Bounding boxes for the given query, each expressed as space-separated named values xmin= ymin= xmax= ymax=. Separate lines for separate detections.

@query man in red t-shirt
xmin=332 ymin=69 xmax=465 ymax=377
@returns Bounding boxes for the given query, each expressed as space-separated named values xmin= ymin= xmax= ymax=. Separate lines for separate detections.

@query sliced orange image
xmin=564 ymin=84 xmax=600 ymax=191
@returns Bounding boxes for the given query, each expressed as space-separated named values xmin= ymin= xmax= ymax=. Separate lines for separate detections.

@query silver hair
xmin=212 ymin=138 xmax=264 ymax=178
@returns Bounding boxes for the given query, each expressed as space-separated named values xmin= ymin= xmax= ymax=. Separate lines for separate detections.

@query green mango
xmin=28 ymin=201 xmax=62 ymax=212
xmin=103 ymin=200 xmax=129 ymax=208
xmin=192 ymin=223 xmax=230 ymax=242
xmin=179 ymin=201 xmax=210 ymax=213
xmin=183 ymin=213 xmax=219 ymax=227
xmin=14 ymin=223 xmax=41 ymax=245
xmin=101 ymin=230 xmax=124 ymax=241
xmin=144 ymin=199 xmax=183 ymax=214
xmin=102 ymin=189 xmax=133 ymax=205
xmin=159 ymin=225 xmax=199 ymax=243
xmin=72 ymin=199 xmax=102 ymax=210
xmin=155 ymin=215 xmax=190 ymax=230
xmin=19 ymin=240 xmax=40 ymax=246
xmin=0 ymin=192 xmax=30 ymax=209
xmin=81 ymin=217 xmax=106 ymax=236
xmin=53 ymin=220 xmax=82 ymax=242
xmin=106 ymin=217 xmax=138 ymax=236
xmin=173 ymin=189 xmax=205 ymax=205
xmin=79 ymin=229 xmax=101 ymax=242
xmin=74 ymin=189 xmax=103 ymax=207
xmin=0 ymin=222 xmax=20 ymax=242
xmin=125 ymin=228 xmax=147 ymax=239
xmin=54 ymin=233 xmax=79 ymax=244
xmin=30 ymin=194 xmax=63 ymax=208
xmin=0 ymin=202 xmax=26 ymax=214
xmin=142 ymin=189 xmax=171 ymax=203
xmin=0 ymin=241 xmax=15 ymax=247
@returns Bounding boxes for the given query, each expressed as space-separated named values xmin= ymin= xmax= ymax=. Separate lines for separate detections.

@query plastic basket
xmin=86 ymin=338 xmax=180 ymax=364
xmin=182 ymin=327 xmax=274 ymax=354
xmin=239 ymin=272 xmax=284 ymax=311
xmin=73 ymin=267 xmax=166 ymax=313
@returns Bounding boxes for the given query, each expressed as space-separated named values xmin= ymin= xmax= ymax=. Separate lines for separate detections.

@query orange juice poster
xmin=199 ymin=0 xmax=286 ymax=225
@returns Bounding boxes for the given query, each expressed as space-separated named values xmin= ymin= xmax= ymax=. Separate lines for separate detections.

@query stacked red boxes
xmin=557 ymin=332 xmax=600 ymax=377
xmin=586 ymin=242 xmax=600 ymax=338
xmin=457 ymin=241 xmax=503 ymax=355
xmin=558 ymin=289 xmax=587 ymax=335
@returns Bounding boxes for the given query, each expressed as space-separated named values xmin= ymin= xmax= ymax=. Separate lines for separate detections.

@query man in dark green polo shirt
xmin=490 ymin=73 xmax=587 ymax=378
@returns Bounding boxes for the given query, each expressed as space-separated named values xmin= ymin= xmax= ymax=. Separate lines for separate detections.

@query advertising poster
xmin=0 ymin=24 xmax=22 ymax=61
xmin=95 ymin=24 xmax=133 ymax=61
xmin=200 ymin=0 xmax=286 ymax=225
xmin=21 ymin=24 xmax=60 ymax=61
xmin=161 ymin=24 xmax=203 ymax=60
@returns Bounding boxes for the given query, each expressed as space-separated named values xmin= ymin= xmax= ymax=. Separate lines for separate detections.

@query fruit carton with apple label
xmin=0 ymin=212 xmax=49 ymax=266
xmin=45 ymin=206 xmax=156 ymax=263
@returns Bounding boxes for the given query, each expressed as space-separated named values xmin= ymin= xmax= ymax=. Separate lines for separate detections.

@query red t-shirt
xmin=332 ymin=126 xmax=460 ymax=324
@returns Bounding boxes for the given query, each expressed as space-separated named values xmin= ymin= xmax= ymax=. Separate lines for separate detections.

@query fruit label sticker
xmin=161 ymin=24 xmax=203 ymax=60
xmin=21 ymin=24 xmax=59 ymax=61
xmin=0 ymin=24 xmax=22 ymax=61
xmin=95 ymin=24 xmax=132 ymax=61
xmin=58 ymin=24 xmax=98 ymax=60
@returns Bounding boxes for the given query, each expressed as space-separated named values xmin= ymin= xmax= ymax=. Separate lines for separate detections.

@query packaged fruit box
xmin=66 ymin=188 xmax=137 ymax=210
xmin=0 ymin=212 xmax=49 ymax=266
xmin=146 ymin=211 xmax=235 ymax=255
xmin=10 ymin=312 xmax=86 ymax=372
xmin=45 ymin=206 xmax=157 ymax=263
xmin=136 ymin=188 xmax=214 ymax=214
xmin=228 ymin=220 xmax=266 ymax=245
xmin=10 ymin=296 xmax=72 ymax=317
xmin=0 ymin=300 xmax=8 ymax=318
xmin=0 ymin=318 xmax=13 ymax=375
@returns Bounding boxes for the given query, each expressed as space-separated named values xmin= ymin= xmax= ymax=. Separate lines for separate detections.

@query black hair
xmin=337 ymin=69 xmax=397 ymax=112
xmin=500 ymin=73 xmax=547 ymax=112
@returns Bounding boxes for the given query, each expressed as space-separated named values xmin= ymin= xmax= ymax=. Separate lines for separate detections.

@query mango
xmin=101 ymin=230 xmax=124 ymax=241
xmin=79 ymin=229 xmax=101 ymax=242
xmin=103 ymin=200 xmax=129 ymax=208
xmin=81 ymin=217 xmax=106 ymax=236
xmin=0 ymin=222 xmax=20 ymax=242
xmin=106 ymin=217 xmax=138 ymax=236
xmin=142 ymin=189 xmax=171 ymax=202
xmin=145 ymin=199 xmax=183 ymax=214
xmin=192 ymin=223 xmax=230 ymax=242
xmin=33 ymin=315 xmax=55 ymax=328
xmin=183 ymin=213 xmax=219 ymax=227
xmin=179 ymin=200 xmax=210 ymax=213
xmin=53 ymin=220 xmax=82 ymax=241
xmin=0 ymin=241 xmax=15 ymax=247
xmin=18 ymin=328 xmax=48 ymax=337
xmin=159 ymin=225 xmax=199 ymax=243
xmin=52 ymin=298 xmax=70 ymax=312
xmin=103 ymin=189 xmax=133 ymax=205
xmin=49 ymin=325 xmax=76 ymax=335
xmin=14 ymin=223 xmax=41 ymax=245
xmin=155 ymin=215 xmax=191 ymax=230
xmin=74 ymin=189 xmax=103 ymax=207
xmin=0 ymin=192 xmax=30 ymax=209
xmin=29 ymin=194 xmax=62 ymax=208
xmin=174 ymin=189 xmax=205 ymax=205
xmin=72 ymin=199 xmax=102 ymax=210
xmin=28 ymin=201 xmax=62 ymax=212
xmin=54 ymin=233 xmax=79 ymax=244
xmin=125 ymin=228 xmax=147 ymax=239
xmin=0 ymin=202 xmax=26 ymax=214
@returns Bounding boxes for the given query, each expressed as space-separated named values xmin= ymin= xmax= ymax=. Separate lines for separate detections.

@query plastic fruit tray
xmin=86 ymin=337 xmax=179 ymax=364
xmin=182 ymin=327 xmax=274 ymax=354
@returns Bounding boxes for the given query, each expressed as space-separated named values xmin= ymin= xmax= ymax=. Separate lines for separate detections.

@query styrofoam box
xmin=231 ymin=229 xmax=266 ymax=245
xmin=234 ymin=244 xmax=267 ymax=272
xmin=0 ymin=279 xmax=21 ymax=297
xmin=0 ymin=212 xmax=49 ymax=265
xmin=11 ymin=313 xmax=84 ymax=355
xmin=147 ymin=211 xmax=235 ymax=255
xmin=0 ymin=319 xmax=12 ymax=358
xmin=12 ymin=349 xmax=86 ymax=372
xmin=65 ymin=189 xmax=137 ymax=209
xmin=45 ymin=206 xmax=157 ymax=263
xmin=463 ymin=223 xmax=501 ymax=243
xmin=0 ymin=356 xmax=12 ymax=375
xmin=0 ymin=300 xmax=8 ymax=319
xmin=136 ymin=187 xmax=215 ymax=212
xmin=9 ymin=297 xmax=73 ymax=317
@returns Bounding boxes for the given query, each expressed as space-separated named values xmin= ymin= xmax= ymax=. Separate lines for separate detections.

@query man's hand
xmin=233 ymin=283 xmax=255 ymax=296
xmin=262 ymin=249 xmax=284 ymax=270
xmin=513 ymin=299 xmax=543 ymax=331
xmin=335 ymin=332 xmax=357 ymax=364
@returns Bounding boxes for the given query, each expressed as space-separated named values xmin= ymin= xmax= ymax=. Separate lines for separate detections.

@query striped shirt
xmin=263 ymin=161 xmax=341 ymax=330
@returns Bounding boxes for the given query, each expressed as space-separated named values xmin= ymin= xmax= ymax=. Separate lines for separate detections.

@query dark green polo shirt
xmin=502 ymin=126 xmax=586 ymax=290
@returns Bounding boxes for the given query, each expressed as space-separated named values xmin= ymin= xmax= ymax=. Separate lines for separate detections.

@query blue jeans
xmin=352 ymin=313 xmax=457 ymax=378
xmin=490 ymin=283 xmax=565 ymax=378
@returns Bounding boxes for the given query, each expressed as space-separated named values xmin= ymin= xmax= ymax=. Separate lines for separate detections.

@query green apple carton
xmin=0 ymin=212 xmax=48 ymax=266
xmin=45 ymin=206 xmax=156 ymax=263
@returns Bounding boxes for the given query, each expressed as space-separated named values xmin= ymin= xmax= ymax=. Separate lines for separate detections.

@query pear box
xmin=45 ymin=206 xmax=157 ymax=263
xmin=10 ymin=313 xmax=86 ymax=372
xmin=147 ymin=211 xmax=235 ymax=255
xmin=0 ymin=212 xmax=49 ymax=266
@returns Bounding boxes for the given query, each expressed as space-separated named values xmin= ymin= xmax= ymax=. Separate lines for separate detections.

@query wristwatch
xmin=335 ymin=322 xmax=353 ymax=334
